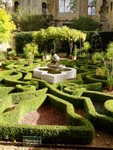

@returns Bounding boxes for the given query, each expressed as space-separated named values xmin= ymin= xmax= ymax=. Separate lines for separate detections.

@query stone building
xmin=0 ymin=0 xmax=113 ymax=31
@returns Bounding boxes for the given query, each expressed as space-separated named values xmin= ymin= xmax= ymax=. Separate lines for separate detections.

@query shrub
xmin=0 ymin=87 xmax=15 ymax=100
xmin=11 ymin=8 xmax=53 ymax=31
xmin=11 ymin=88 xmax=48 ymax=103
xmin=0 ymin=8 xmax=16 ymax=43
xmin=70 ymin=17 xmax=101 ymax=31
xmin=15 ymin=32 xmax=33 ymax=54
xmin=16 ymin=84 xmax=36 ymax=92
xmin=0 ymin=51 xmax=7 ymax=62
xmin=103 ymin=100 xmax=113 ymax=118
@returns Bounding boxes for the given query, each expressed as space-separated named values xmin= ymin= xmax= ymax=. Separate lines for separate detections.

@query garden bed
xmin=19 ymin=104 xmax=67 ymax=126
xmin=18 ymin=104 xmax=113 ymax=148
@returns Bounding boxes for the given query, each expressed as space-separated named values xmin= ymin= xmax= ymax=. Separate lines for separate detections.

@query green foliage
xmin=70 ymin=17 xmax=100 ymax=31
xmin=34 ymin=26 xmax=86 ymax=43
xmin=23 ymin=42 xmax=38 ymax=64
xmin=0 ymin=51 xmax=7 ymax=61
xmin=15 ymin=32 xmax=33 ymax=54
xmin=89 ymin=31 xmax=102 ymax=53
xmin=106 ymin=42 xmax=113 ymax=60
xmin=82 ymin=41 xmax=91 ymax=52
xmin=83 ymin=91 xmax=113 ymax=135
xmin=16 ymin=84 xmax=36 ymax=92
xmin=85 ymin=82 xmax=102 ymax=91
xmin=0 ymin=8 xmax=16 ymax=43
xmin=96 ymin=67 xmax=105 ymax=78
xmin=86 ymin=31 xmax=113 ymax=52
xmin=33 ymin=26 xmax=86 ymax=54
xmin=7 ymin=49 xmax=17 ymax=58
xmin=86 ymin=74 xmax=107 ymax=87
xmin=72 ymin=45 xmax=78 ymax=56
xmin=103 ymin=100 xmax=113 ymax=118
xmin=23 ymin=72 xmax=32 ymax=81
xmin=11 ymin=88 xmax=48 ymax=104
xmin=11 ymin=8 xmax=53 ymax=31
xmin=0 ymin=95 xmax=12 ymax=114
xmin=92 ymin=42 xmax=113 ymax=88
xmin=0 ymin=87 xmax=14 ymax=99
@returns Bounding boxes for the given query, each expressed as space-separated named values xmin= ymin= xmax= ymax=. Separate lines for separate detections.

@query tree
xmin=92 ymin=42 xmax=113 ymax=91
xmin=70 ymin=17 xmax=101 ymax=31
xmin=33 ymin=26 xmax=86 ymax=57
xmin=11 ymin=8 xmax=53 ymax=31
xmin=0 ymin=8 xmax=16 ymax=43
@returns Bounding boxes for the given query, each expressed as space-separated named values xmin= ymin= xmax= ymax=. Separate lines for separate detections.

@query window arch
xmin=14 ymin=1 xmax=19 ymax=12
xmin=88 ymin=0 xmax=96 ymax=16
xmin=59 ymin=0 xmax=74 ymax=13
xmin=42 ymin=2 xmax=47 ymax=14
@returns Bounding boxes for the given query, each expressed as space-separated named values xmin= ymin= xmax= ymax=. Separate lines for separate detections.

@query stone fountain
xmin=33 ymin=54 xmax=77 ymax=84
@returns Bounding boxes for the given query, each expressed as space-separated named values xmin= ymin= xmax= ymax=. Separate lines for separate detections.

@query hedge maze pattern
xmin=0 ymin=58 xmax=113 ymax=144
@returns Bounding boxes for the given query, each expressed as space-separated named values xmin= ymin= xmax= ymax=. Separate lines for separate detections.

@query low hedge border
xmin=103 ymin=100 xmax=113 ymax=118
xmin=79 ymin=71 xmax=95 ymax=80
xmin=36 ymin=79 xmax=89 ymax=108
xmin=82 ymin=90 xmax=113 ymax=103
xmin=0 ymin=94 xmax=47 ymax=124
xmin=86 ymin=74 xmax=107 ymax=87
xmin=23 ymin=73 xmax=32 ymax=81
xmin=55 ymin=81 xmax=102 ymax=92
xmin=85 ymin=82 xmax=102 ymax=91
xmin=37 ymin=79 xmax=113 ymax=135
xmin=4 ymin=78 xmax=31 ymax=87
xmin=4 ymin=72 xmax=23 ymax=81
xmin=16 ymin=84 xmax=36 ymax=92
xmin=0 ymin=70 xmax=13 ymax=82
xmin=0 ymin=124 xmax=94 ymax=144
xmin=0 ymin=95 xmax=12 ymax=114
xmin=0 ymin=87 xmax=15 ymax=99
xmin=47 ymin=94 xmax=93 ymax=126
xmin=0 ymin=93 xmax=94 ymax=144
xmin=10 ymin=87 xmax=48 ymax=104
xmin=63 ymin=86 xmax=86 ymax=97
xmin=83 ymin=91 xmax=113 ymax=135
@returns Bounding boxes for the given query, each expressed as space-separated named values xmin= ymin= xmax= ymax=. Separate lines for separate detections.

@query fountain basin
xmin=33 ymin=66 xmax=77 ymax=84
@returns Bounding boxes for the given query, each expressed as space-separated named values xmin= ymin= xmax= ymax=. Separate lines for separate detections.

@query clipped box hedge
xmin=11 ymin=87 xmax=48 ymax=103
xmin=103 ymin=100 xmax=113 ymax=118
xmin=83 ymin=91 xmax=113 ymax=135
xmin=16 ymin=84 xmax=36 ymax=92
xmin=86 ymin=74 xmax=107 ymax=87
xmin=0 ymin=94 xmax=47 ymax=124
xmin=15 ymin=32 xmax=33 ymax=54
xmin=0 ymin=87 xmax=15 ymax=99
xmin=0 ymin=95 xmax=12 ymax=114
xmin=4 ymin=72 xmax=23 ymax=81
xmin=82 ymin=90 xmax=113 ymax=103
xmin=0 ymin=92 xmax=94 ymax=144
xmin=85 ymin=82 xmax=102 ymax=91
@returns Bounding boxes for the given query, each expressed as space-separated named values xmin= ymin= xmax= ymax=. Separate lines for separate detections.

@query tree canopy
xmin=11 ymin=8 xmax=53 ymax=31
xmin=70 ymin=17 xmax=101 ymax=31
xmin=0 ymin=8 xmax=16 ymax=43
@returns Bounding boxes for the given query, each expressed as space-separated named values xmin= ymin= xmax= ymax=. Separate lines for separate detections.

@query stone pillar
xmin=79 ymin=0 xmax=88 ymax=17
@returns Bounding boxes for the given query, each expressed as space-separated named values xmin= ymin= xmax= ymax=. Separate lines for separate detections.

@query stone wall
xmin=2 ymin=0 xmax=113 ymax=31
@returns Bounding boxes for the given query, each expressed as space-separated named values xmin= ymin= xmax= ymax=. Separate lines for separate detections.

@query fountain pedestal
xmin=33 ymin=66 xmax=77 ymax=84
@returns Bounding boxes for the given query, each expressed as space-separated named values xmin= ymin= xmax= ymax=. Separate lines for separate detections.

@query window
xmin=88 ymin=0 xmax=96 ymax=16
xmin=42 ymin=2 xmax=46 ymax=14
xmin=14 ymin=1 xmax=19 ymax=12
xmin=59 ymin=0 xmax=74 ymax=13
